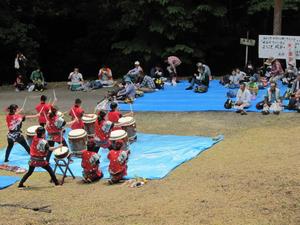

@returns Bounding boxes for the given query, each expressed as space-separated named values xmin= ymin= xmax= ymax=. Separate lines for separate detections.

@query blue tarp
xmin=119 ymin=80 xmax=289 ymax=112
xmin=0 ymin=176 xmax=20 ymax=190
xmin=0 ymin=130 xmax=223 ymax=179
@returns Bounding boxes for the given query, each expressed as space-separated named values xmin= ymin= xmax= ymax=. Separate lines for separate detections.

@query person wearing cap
xmin=107 ymin=139 xmax=129 ymax=184
xmin=125 ymin=61 xmax=143 ymax=83
xmin=98 ymin=65 xmax=114 ymax=86
xmin=234 ymin=82 xmax=252 ymax=115
xmin=186 ymin=62 xmax=210 ymax=90
xmin=4 ymin=104 xmax=39 ymax=162
xmin=81 ymin=138 xmax=103 ymax=183
xmin=136 ymin=71 xmax=156 ymax=93
xmin=18 ymin=127 xmax=62 ymax=189
xmin=116 ymin=77 xmax=136 ymax=103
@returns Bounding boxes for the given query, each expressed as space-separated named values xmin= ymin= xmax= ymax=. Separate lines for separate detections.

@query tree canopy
xmin=1 ymin=0 xmax=300 ymax=82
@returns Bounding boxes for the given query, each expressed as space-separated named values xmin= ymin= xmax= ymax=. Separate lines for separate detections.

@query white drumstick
xmin=71 ymin=108 xmax=78 ymax=121
xmin=129 ymin=103 xmax=133 ymax=114
xmin=53 ymin=89 xmax=57 ymax=100
xmin=20 ymin=96 xmax=28 ymax=112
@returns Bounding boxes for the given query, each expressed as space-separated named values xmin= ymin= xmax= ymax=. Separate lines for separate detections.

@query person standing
xmin=14 ymin=52 xmax=27 ymax=75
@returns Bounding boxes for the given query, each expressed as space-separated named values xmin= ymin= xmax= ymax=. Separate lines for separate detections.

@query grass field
xmin=0 ymin=110 xmax=300 ymax=225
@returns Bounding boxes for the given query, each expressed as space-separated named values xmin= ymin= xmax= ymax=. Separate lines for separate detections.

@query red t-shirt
xmin=71 ymin=119 xmax=85 ymax=130
xmin=81 ymin=150 xmax=102 ymax=177
xmin=35 ymin=102 xmax=51 ymax=124
xmin=30 ymin=136 xmax=49 ymax=158
xmin=69 ymin=105 xmax=84 ymax=119
xmin=108 ymin=150 xmax=128 ymax=174
xmin=107 ymin=111 xmax=122 ymax=123
xmin=6 ymin=114 xmax=24 ymax=132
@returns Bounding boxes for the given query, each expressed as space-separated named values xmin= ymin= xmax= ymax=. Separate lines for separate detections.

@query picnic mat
xmin=0 ymin=176 xmax=20 ymax=190
xmin=119 ymin=80 xmax=289 ymax=112
xmin=0 ymin=130 xmax=223 ymax=179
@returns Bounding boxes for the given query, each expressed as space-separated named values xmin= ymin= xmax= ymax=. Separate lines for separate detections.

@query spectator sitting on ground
xmin=98 ymin=65 xmax=114 ymax=86
xmin=234 ymin=82 xmax=252 ymax=115
xmin=244 ymin=61 xmax=255 ymax=77
xmin=124 ymin=61 xmax=143 ymax=83
xmin=14 ymin=74 xmax=26 ymax=92
xmin=269 ymin=58 xmax=284 ymax=82
xmin=228 ymin=69 xmax=243 ymax=88
xmin=247 ymin=77 xmax=258 ymax=97
xmin=136 ymin=71 xmax=156 ymax=93
xmin=116 ymin=78 xmax=136 ymax=103
xmin=186 ymin=62 xmax=210 ymax=91
xmin=150 ymin=64 xmax=164 ymax=78
xmin=256 ymin=82 xmax=282 ymax=115
xmin=68 ymin=68 xmax=84 ymax=91
xmin=287 ymin=73 xmax=300 ymax=110
xmin=282 ymin=63 xmax=297 ymax=85
xmin=30 ymin=67 xmax=45 ymax=92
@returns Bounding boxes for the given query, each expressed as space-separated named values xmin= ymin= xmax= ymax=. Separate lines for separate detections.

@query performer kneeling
xmin=108 ymin=140 xmax=129 ymax=184
xmin=81 ymin=138 xmax=103 ymax=183
xmin=18 ymin=127 xmax=61 ymax=188
xmin=94 ymin=111 xmax=114 ymax=149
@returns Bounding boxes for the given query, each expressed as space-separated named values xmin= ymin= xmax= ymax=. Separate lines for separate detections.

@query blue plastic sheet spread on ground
xmin=0 ymin=176 xmax=20 ymax=190
xmin=0 ymin=131 xmax=223 ymax=179
xmin=119 ymin=80 xmax=289 ymax=112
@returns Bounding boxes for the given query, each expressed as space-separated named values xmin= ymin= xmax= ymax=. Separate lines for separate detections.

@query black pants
xmin=19 ymin=165 xmax=59 ymax=186
xmin=5 ymin=135 xmax=30 ymax=162
xmin=46 ymin=139 xmax=68 ymax=162
xmin=39 ymin=123 xmax=46 ymax=127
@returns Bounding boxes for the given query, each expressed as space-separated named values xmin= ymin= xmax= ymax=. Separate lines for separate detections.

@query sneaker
xmin=262 ymin=110 xmax=270 ymax=115
xmin=236 ymin=110 xmax=242 ymax=113
xmin=185 ymin=86 xmax=193 ymax=90
xmin=15 ymin=88 xmax=20 ymax=92
xmin=273 ymin=111 xmax=280 ymax=115
xmin=18 ymin=184 xmax=28 ymax=190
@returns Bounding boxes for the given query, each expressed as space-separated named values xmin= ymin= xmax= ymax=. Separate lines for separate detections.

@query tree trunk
xmin=273 ymin=0 xmax=283 ymax=35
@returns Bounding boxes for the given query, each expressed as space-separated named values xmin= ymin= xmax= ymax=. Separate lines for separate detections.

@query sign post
xmin=240 ymin=32 xmax=256 ymax=66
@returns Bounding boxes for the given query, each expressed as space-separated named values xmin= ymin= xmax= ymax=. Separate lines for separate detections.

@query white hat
xmin=134 ymin=61 xmax=140 ymax=65
xmin=196 ymin=62 xmax=203 ymax=67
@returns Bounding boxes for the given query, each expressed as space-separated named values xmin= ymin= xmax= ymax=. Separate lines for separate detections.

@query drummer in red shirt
xmin=108 ymin=140 xmax=129 ymax=184
xmin=4 ymin=104 xmax=38 ymax=163
xmin=35 ymin=95 xmax=55 ymax=127
xmin=107 ymin=102 xmax=133 ymax=124
xmin=45 ymin=106 xmax=69 ymax=161
xmin=69 ymin=98 xmax=85 ymax=130
xmin=18 ymin=127 xmax=61 ymax=188
xmin=81 ymin=138 xmax=103 ymax=183
xmin=94 ymin=111 xmax=114 ymax=149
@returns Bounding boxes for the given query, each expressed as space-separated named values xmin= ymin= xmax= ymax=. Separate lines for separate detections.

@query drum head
xmin=54 ymin=146 xmax=69 ymax=157
xmin=26 ymin=125 xmax=41 ymax=136
xmin=82 ymin=114 xmax=97 ymax=123
xmin=118 ymin=116 xmax=135 ymax=126
xmin=68 ymin=129 xmax=87 ymax=139
xmin=109 ymin=130 xmax=127 ymax=140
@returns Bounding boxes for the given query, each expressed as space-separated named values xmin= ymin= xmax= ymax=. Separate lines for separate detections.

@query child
xmin=4 ymin=104 xmax=37 ymax=162
xmin=247 ymin=77 xmax=258 ymax=97
xmin=18 ymin=127 xmax=61 ymax=188
xmin=107 ymin=140 xmax=129 ymax=184
xmin=35 ymin=95 xmax=53 ymax=127
xmin=81 ymin=138 xmax=103 ymax=183
xmin=14 ymin=74 xmax=26 ymax=92
xmin=94 ymin=111 xmax=114 ymax=149
xmin=45 ymin=106 xmax=68 ymax=161
xmin=69 ymin=98 xmax=85 ymax=130
xmin=107 ymin=102 xmax=132 ymax=123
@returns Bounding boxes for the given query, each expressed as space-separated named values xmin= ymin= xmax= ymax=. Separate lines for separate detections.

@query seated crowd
xmin=223 ymin=57 xmax=300 ymax=114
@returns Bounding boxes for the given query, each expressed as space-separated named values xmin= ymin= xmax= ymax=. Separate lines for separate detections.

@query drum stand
xmin=53 ymin=154 xmax=75 ymax=185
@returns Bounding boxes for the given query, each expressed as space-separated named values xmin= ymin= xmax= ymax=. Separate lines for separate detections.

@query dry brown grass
xmin=0 ymin=110 xmax=300 ymax=225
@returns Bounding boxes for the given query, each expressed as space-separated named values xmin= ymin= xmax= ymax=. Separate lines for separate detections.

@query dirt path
xmin=0 ymin=85 xmax=299 ymax=225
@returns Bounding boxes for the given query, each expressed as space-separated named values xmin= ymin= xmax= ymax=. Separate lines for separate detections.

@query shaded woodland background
xmin=1 ymin=0 xmax=300 ymax=83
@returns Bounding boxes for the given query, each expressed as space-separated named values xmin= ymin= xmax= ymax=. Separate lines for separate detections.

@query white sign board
xmin=259 ymin=35 xmax=300 ymax=59
xmin=240 ymin=38 xmax=256 ymax=46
